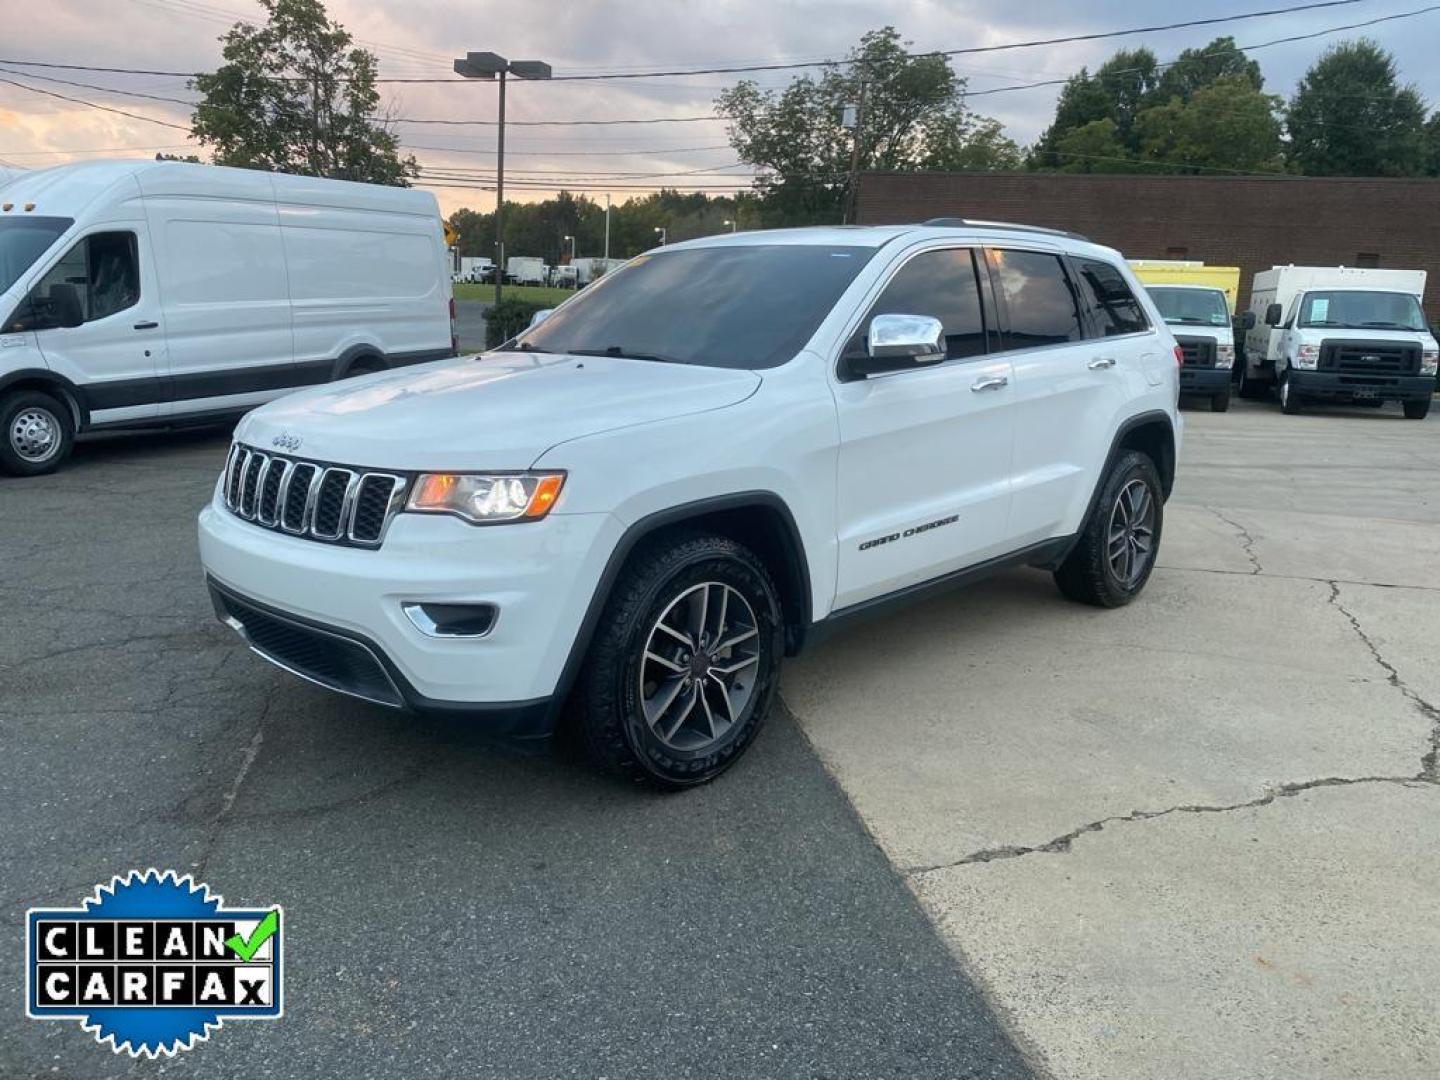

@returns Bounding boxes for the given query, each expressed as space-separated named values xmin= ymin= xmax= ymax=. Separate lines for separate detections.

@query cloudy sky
xmin=3 ymin=0 xmax=1439 ymax=215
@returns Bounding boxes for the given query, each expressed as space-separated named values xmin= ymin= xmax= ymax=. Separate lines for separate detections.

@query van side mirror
xmin=841 ymin=313 xmax=945 ymax=380
xmin=27 ymin=285 xmax=85 ymax=331
xmin=528 ymin=308 xmax=553 ymax=329
xmin=1240 ymin=310 xmax=1256 ymax=331
xmin=1264 ymin=303 xmax=1283 ymax=327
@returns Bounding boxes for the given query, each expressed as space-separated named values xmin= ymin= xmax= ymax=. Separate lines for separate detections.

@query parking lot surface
xmin=785 ymin=398 xmax=1440 ymax=1079
xmin=0 ymin=432 xmax=1028 ymax=1076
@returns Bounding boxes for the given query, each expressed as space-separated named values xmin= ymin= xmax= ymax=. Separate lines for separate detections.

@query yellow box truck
xmin=1129 ymin=260 xmax=1247 ymax=412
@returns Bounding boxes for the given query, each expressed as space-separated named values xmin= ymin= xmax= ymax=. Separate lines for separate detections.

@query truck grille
xmin=1319 ymin=340 xmax=1420 ymax=375
xmin=1174 ymin=336 xmax=1217 ymax=368
xmin=223 ymin=444 xmax=408 ymax=548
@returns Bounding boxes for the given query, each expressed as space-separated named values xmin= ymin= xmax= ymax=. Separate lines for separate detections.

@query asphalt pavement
xmin=0 ymin=427 xmax=1031 ymax=1077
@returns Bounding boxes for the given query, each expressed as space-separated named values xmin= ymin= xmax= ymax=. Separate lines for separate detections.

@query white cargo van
xmin=0 ymin=160 xmax=455 ymax=475
xmin=1241 ymin=265 xmax=1437 ymax=418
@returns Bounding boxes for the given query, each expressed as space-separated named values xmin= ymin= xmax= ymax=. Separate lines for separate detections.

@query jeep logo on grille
xmin=271 ymin=432 xmax=303 ymax=452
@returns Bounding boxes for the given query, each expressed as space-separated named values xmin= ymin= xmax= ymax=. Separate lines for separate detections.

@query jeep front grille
xmin=222 ymin=444 xmax=408 ymax=548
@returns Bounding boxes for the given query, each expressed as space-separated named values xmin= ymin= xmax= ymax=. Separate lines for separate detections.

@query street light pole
xmin=453 ymin=52 xmax=552 ymax=308
xmin=603 ymin=194 xmax=611 ymax=263
xmin=654 ymin=226 xmax=667 ymax=246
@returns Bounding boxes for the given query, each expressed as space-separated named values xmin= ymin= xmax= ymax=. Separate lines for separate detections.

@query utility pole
xmin=603 ymin=193 xmax=611 ymax=262
xmin=453 ymin=52 xmax=553 ymax=307
xmin=843 ymin=78 xmax=866 ymax=225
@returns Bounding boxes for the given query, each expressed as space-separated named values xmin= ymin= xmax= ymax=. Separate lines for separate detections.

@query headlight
xmin=1216 ymin=344 xmax=1235 ymax=369
xmin=407 ymin=472 xmax=565 ymax=524
xmin=1293 ymin=344 xmax=1319 ymax=370
xmin=1423 ymin=348 xmax=1438 ymax=375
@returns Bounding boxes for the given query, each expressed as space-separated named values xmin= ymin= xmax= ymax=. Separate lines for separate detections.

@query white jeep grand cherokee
xmin=199 ymin=220 xmax=1182 ymax=788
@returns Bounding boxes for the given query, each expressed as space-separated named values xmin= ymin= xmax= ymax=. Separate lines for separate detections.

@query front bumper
xmin=198 ymin=496 xmax=622 ymax=734
xmin=1179 ymin=366 xmax=1231 ymax=394
xmin=1288 ymin=370 xmax=1436 ymax=402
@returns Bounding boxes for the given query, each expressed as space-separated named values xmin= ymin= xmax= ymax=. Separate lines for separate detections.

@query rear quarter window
xmin=1074 ymin=258 xmax=1150 ymax=337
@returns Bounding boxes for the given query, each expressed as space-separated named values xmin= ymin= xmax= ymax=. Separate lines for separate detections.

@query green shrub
xmin=486 ymin=298 xmax=550 ymax=349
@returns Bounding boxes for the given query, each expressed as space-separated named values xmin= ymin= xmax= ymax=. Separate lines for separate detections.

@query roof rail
xmin=920 ymin=217 xmax=1091 ymax=243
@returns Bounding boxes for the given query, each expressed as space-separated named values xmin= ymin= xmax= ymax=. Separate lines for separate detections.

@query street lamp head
xmin=508 ymin=60 xmax=553 ymax=81
xmin=453 ymin=51 xmax=506 ymax=79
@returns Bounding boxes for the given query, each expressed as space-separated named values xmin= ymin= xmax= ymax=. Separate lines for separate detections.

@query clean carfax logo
xmin=26 ymin=870 xmax=283 ymax=1057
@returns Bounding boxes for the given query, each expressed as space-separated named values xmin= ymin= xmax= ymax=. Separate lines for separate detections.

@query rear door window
xmin=1073 ymin=258 xmax=1149 ymax=337
xmin=855 ymin=248 xmax=988 ymax=361
xmin=988 ymin=249 xmax=1083 ymax=350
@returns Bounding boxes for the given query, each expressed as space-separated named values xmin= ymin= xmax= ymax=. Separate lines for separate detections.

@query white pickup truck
xmin=200 ymin=221 xmax=1182 ymax=787
xmin=1240 ymin=265 xmax=1437 ymax=418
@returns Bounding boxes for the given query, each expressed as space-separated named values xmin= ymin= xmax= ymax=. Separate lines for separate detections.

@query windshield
xmin=506 ymin=244 xmax=875 ymax=369
xmin=1297 ymin=290 xmax=1427 ymax=331
xmin=1146 ymin=286 xmax=1230 ymax=327
xmin=0 ymin=216 xmax=73 ymax=297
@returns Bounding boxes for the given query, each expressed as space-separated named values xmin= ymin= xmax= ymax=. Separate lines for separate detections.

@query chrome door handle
xmin=1088 ymin=357 xmax=1117 ymax=369
xmin=971 ymin=375 xmax=1008 ymax=393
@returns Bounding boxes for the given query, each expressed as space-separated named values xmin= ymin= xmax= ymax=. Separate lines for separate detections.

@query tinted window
xmin=30 ymin=231 xmax=139 ymax=323
xmin=859 ymin=248 xmax=987 ymax=360
xmin=0 ymin=216 xmax=72 ymax=296
xmin=1076 ymin=258 xmax=1149 ymax=336
xmin=1147 ymin=286 xmax=1229 ymax=327
xmin=512 ymin=244 xmax=875 ymax=369
xmin=990 ymin=250 xmax=1083 ymax=349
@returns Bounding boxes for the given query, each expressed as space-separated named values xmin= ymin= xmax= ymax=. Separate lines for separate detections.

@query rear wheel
xmin=1238 ymin=365 xmax=1268 ymax=400
xmin=1054 ymin=450 xmax=1163 ymax=608
xmin=1280 ymin=373 xmax=1303 ymax=414
xmin=1403 ymin=397 xmax=1432 ymax=420
xmin=1210 ymin=390 xmax=1231 ymax=413
xmin=574 ymin=530 xmax=783 ymax=789
xmin=0 ymin=390 xmax=74 ymax=477
xmin=343 ymin=355 xmax=386 ymax=378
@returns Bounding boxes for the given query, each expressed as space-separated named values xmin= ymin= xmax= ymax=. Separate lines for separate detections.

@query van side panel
xmin=140 ymin=170 xmax=297 ymax=415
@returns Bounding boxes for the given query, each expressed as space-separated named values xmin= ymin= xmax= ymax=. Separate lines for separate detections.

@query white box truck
xmin=0 ymin=159 xmax=456 ymax=475
xmin=506 ymin=256 xmax=547 ymax=286
xmin=454 ymin=256 xmax=493 ymax=284
xmin=1241 ymin=265 xmax=1437 ymax=418
xmin=1130 ymin=260 xmax=1247 ymax=412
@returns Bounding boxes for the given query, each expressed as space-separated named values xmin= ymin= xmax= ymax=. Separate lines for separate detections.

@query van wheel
xmin=1054 ymin=450 xmax=1163 ymax=608
xmin=574 ymin=530 xmax=783 ymax=789
xmin=1280 ymin=374 xmax=1303 ymax=414
xmin=1210 ymin=390 xmax=1231 ymax=413
xmin=1402 ymin=398 xmax=1431 ymax=420
xmin=1238 ymin=366 xmax=1267 ymax=400
xmin=0 ymin=391 xmax=74 ymax=477
xmin=344 ymin=356 xmax=386 ymax=378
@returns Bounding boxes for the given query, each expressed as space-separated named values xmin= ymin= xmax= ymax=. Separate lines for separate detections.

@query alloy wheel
xmin=9 ymin=407 xmax=60 ymax=463
xmin=638 ymin=581 xmax=760 ymax=752
xmin=1107 ymin=478 xmax=1156 ymax=587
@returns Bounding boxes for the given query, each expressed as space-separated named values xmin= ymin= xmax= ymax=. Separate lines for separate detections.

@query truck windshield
xmin=1146 ymin=287 xmax=1230 ymax=327
xmin=1298 ymin=290 xmax=1427 ymax=331
xmin=0 ymin=216 xmax=73 ymax=297
xmin=504 ymin=244 xmax=875 ymax=369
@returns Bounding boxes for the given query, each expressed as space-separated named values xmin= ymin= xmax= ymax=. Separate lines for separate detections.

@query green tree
xmin=1051 ymin=118 xmax=1133 ymax=172
xmin=1135 ymin=77 xmax=1283 ymax=173
xmin=447 ymin=207 xmax=489 ymax=257
xmin=1286 ymin=40 xmax=1428 ymax=176
xmin=1032 ymin=48 xmax=1159 ymax=166
xmin=1153 ymin=36 xmax=1263 ymax=103
xmin=1426 ymin=112 xmax=1440 ymax=175
xmin=716 ymin=27 xmax=1018 ymax=225
xmin=191 ymin=0 xmax=416 ymax=185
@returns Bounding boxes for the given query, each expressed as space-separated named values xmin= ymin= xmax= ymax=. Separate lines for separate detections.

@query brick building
xmin=856 ymin=171 xmax=1440 ymax=313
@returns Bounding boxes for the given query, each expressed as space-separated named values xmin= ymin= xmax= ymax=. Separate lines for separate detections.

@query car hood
xmin=235 ymin=352 xmax=763 ymax=471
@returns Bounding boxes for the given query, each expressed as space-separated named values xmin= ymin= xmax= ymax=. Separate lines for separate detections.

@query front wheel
xmin=1403 ymin=397 xmax=1432 ymax=420
xmin=1054 ymin=450 xmax=1163 ymax=608
xmin=0 ymin=390 xmax=74 ymax=477
xmin=1238 ymin=365 xmax=1268 ymax=400
xmin=1279 ymin=373 xmax=1303 ymax=414
xmin=1211 ymin=390 xmax=1231 ymax=413
xmin=574 ymin=530 xmax=783 ymax=789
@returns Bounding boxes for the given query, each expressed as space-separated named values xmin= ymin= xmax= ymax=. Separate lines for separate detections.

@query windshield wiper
xmin=1359 ymin=321 xmax=1419 ymax=330
xmin=1164 ymin=317 xmax=1210 ymax=325
xmin=570 ymin=346 xmax=680 ymax=364
xmin=499 ymin=341 xmax=553 ymax=354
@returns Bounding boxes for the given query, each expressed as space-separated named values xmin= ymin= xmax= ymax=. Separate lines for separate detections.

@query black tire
xmin=1402 ymin=397 xmax=1431 ymax=420
xmin=1054 ymin=450 xmax=1163 ymax=609
xmin=1279 ymin=372 xmax=1303 ymax=414
xmin=0 ymin=390 xmax=74 ymax=477
xmin=574 ymin=529 xmax=783 ymax=789
xmin=1237 ymin=365 xmax=1268 ymax=400
xmin=342 ymin=355 xmax=386 ymax=379
xmin=1211 ymin=390 xmax=1231 ymax=413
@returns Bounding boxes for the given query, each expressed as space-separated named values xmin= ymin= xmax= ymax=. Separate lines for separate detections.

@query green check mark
xmin=225 ymin=909 xmax=279 ymax=962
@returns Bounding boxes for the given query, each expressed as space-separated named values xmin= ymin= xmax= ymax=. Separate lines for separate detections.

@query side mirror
xmin=528 ymin=308 xmax=554 ymax=329
xmin=1264 ymin=303 xmax=1283 ymax=327
xmin=842 ymin=313 xmax=945 ymax=380
xmin=1240 ymin=310 xmax=1256 ymax=331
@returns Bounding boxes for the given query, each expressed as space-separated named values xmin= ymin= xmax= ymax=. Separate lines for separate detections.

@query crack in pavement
xmin=1207 ymin=506 xmax=1262 ymax=574
xmin=905 ymin=578 xmax=1440 ymax=876
xmin=1156 ymin=564 xmax=1440 ymax=593
xmin=904 ymin=773 xmax=1436 ymax=875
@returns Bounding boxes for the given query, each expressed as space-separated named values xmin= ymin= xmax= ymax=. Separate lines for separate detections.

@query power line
xmin=403 ymin=142 xmax=734 ymax=158
xmin=0 ymin=0 xmax=1371 ymax=84
xmin=0 ymin=75 xmax=191 ymax=130
xmin=393 ymin=114 xmax=719 ymax=127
